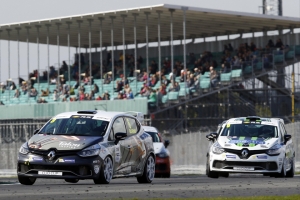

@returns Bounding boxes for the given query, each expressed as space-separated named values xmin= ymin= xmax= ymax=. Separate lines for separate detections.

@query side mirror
xmin=206 ymin=132 xmax=218 ymax=141
xmin=33 ymin=129 xmax=40 ymax=135
xmin=284 ymin=134 xmax=292 ymax=144
xmin=115 ymin=132 xmax=127 ymax=141
xmin=164 ymin=140 xmax=170 ymax=148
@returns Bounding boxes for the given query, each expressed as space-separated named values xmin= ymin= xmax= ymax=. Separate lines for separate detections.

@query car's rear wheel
xmin=137 ymin=155 xmax=155 ymax=183
xmin=65 ymin=179 xmax=79 ymax=183
xmin=206 ymin=156 xmax=219 ymax=178
xmin=286 ymin=158 xmax=295 ymax=178
xmin=93 ymin=156 xmax=113 ymax=184
xmin=18 ymin=176 xmax=36 ymax=185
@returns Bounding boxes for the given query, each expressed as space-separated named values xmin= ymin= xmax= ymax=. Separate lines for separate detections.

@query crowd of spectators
xmin=0 ymin=38 xmax=290 ymax=106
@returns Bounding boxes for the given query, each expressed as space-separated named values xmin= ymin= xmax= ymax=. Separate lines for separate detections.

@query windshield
xmin=220 ymin=123 xmax=278 ymax=138
xmin=145 ymin=131 xmax=161 ymax=143
xmin=39 ymin=116 xmax=109 ymax=136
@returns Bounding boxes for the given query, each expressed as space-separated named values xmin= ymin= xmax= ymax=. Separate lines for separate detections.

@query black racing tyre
xmin=93 ymin=156 xmax=113 ymax=184
xmin=163 ymin=172 xmax=171 ymax=178
xmin=286 ymin=158 xmax=295 ymax=178
xmin=206 ymin=156 xmax=219 ymax=178
xmin=137 ymin=155 xmax=155 ymax=183
xmin=18 ymin=176 xmax=36 ymax=185
xmin=65 ymin=179 xmax=79 ymax=183
xmin=219 ymin=172 xmax=229 ymax=178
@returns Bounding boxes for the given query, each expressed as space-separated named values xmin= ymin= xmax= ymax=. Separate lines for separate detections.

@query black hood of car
xmin=27 ymin=134 xmax=103 ymax=151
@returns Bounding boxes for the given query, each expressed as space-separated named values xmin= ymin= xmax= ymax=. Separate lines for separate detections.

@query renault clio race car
xmin=143 ymin=126 xmax=171 ymax=178
xmin=17 ymin=110 xmax=155 ymax=185
xmin=206 ymin=116 xmax=295 ymax=178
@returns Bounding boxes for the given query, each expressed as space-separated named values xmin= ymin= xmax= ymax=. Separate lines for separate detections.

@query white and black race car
xmin=206 ymin=116 xmax=295 ymax=178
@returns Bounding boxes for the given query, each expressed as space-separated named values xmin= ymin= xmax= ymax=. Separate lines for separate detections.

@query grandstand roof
xmin=0 ymin=4 xmax=300 ymax=47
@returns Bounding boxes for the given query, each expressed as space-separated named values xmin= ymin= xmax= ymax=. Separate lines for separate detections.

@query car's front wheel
xmin=276 ymin=157 xmax=287 ymax=178
xmin=93 ymin=156 xmax=113 ymax=184
xmin=206 ymin=156 xmax=219 ymax=178
xmin=286 ymin=157 xmax=295 ymax=178
xmin=137 ymin=154 xmax=155 ymax=183
xmin=18 ymin=176 xmax=36 ymax=185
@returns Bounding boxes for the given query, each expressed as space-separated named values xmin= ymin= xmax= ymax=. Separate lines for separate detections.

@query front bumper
xmin=209 ymin=152 xmax=283 ymax=173
xmin=155 ymin=156 xmax=170 ymax=174
xmin=17 ymin=153 xmax=103 ymax=179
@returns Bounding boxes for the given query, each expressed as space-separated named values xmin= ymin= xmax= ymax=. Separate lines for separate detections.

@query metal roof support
xmin=36 ymin=25 xmax=41 ymax=92
xmin=7 ymin=29 xmax=11 ymax=102
xmin=157 ymin=10 xmax=162 ymax=85
xmin=88 ymin=19 xmax=93 ymax=88
xmin=170 ymin=9 xmax=175 ymax=79
xmin=45 ymin=24 xmax=51 ymax=91
xmin=110 ymin=16 xmax=115 ymax=99
xmin=66 ymin=22 xmax=71 ymax=90
xmin=133 ymin=13 xmax=138 ymax=93
xmin=121 ymin=14 xmax=127 ymax=79
xmin=16 ymin=27 xmax=21 ymax=89
xmin=145 ymin=12 xmax=150 ymax=81
xmin=25 ymin=26 xmax=30 ymax=101
xmin=0 ymin=30 xmax=2 ymax=86
xmin=77 ymin=20 xmax=82 ymax=87
xmin=98 ymin=17 xmax=104 ymax=94
xmin=182 ymin=7 xmax=188 ymax=97
xmin=56 ymin=23 xmax=61 ymax=87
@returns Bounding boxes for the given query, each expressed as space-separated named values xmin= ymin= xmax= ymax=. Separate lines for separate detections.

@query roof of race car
xmin=224 ymin=116 xmax=283 ymax=126
xmin=53 ymin=110 xmax=133 ymax=121
xmin=142 ymin=126 xmax=158 ymax=133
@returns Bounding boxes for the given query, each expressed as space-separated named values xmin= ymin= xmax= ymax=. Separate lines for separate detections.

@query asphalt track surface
xmin=1 ymin=175 xmax=300 ymax=199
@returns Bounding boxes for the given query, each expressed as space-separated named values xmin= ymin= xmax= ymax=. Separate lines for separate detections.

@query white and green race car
xmin=206 ymin=116 xmax=295 ymax=178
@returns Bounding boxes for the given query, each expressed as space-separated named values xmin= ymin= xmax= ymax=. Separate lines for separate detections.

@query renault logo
xmin=47 ymin=150 xmax=56 ymax=161
xmin=241 ymin=149 xmax=249 ymax=158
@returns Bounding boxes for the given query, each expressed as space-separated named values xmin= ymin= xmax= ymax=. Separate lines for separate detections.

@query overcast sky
xmin=0 ymin=0 xmax=300 ymax=83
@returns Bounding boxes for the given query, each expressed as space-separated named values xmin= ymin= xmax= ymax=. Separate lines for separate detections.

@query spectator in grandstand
xmin=220 ymin=63 xmax=230 ymax=74
xmin=140 ymin=84 xmax=150 ymax=97
xmin=275 ymin=38 xmax=284 ymax=50
xmin=148 ymin=88 xmax=157 ymax=105
xmin=149 ymin=75 xmax=157 ymax=87
xmin=21 ymin=81 xmax=28 ymax=95
xmin=187 ymin=74 xmax=195 ymax=89
xmin=29 ymin=87 xmax=38 ymax=98
xmin=114 ymin=92 xmax=124 ymax=100
xmin=137 ymin=55 xmax=143 ymax=65
xmin=209 ymin=66 xmax=219 ymax=88
xmin=266 ymin=39 xmax=275 ymax=49
xmin=168 ymin=81 xmax=180 ymax=92
xmin=53 ymin=89 xmax=59 ymax=101
xmin=250 ymin=42 xmax=256 ymax=52
xmin=193 ymin=68 xmax=201 ymax=79
xmin=179 ymin=69 xmax=186 ymax=82
xmin=78 ymin=90 xmax=85 ymax=101
xmin=232 ymin=56 xmax=242 ymax=69
xmin=49 ymin=66 xmax=56 ymax=78
xmin=102 ymin=91 xmax=110 ymax=100
xmin=104 ymin=72 xmax=112 ymax=84
xmin=95 ymin=95 xmax=102 ymax=101
xmin=161 ymin=75 xmax=170 ymax=87
xmin=60 ymin=61 xmax=68 ymax=74
xmin=139 ymin=71 xmax=148 ymax=82
xmin=188 ymin=53 xmax=196 ymax=65
xmin=150 ymin=60 xmax=158 ymax=74
xmin=50 ymin=76 xmax=57 ymax=85
xmin=123 ymin=84 xmax=131 ymax=94
xmin=159 ymin=84 xmax=167 ymax=96
xmin=71 ymin=62 xmax=79 ymax=80
xmin=37 ymin=97 xmax=47 ymax=104
xmin=73 ymin=80 xmax=80 ymax=89
xmin=126 ymin=89 xmax=134 ymax=99
xmin=41 ymin=88 xmax=49 ymax=97
xmin=14 ymin=89 xmax=20 ymax=98
xmin=115 ymin=80 xmax=124 ymax=92
xmin=82 ymin=74 xmax=90 ymax=85
xmin=163 ymin=57 xmax=171 ymax=73
xmin=93 ymin=83 xmax=99 ymax=94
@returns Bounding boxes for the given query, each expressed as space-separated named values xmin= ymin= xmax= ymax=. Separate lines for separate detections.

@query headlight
xmin=19 ymin=143 xmax=29 ymax=155
xmin=157 ymin=151 xmax=169 ymax=158
xmin=77 ymin=144 xmax=101 ymax=157
xmin=267 ymin=143 xmax=282 ymax=155
xmin=212 ymin=142 xmax=225 ymax=154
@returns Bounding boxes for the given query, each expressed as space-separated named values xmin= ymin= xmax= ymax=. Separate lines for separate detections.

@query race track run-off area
xmin=0 ymin=175 xmax=300 ymax=199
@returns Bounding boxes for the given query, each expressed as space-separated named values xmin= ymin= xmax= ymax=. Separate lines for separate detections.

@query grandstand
xmin=0 ymin=4 xmax=300 ymax=131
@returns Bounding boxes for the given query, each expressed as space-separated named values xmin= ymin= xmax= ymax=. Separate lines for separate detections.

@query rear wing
xmin=124 ymin=111 xmax=145 ymax=125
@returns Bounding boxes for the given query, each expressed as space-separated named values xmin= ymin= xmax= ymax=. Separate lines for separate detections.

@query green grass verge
xmin=128 ymin=196 xmax=300 ymax=200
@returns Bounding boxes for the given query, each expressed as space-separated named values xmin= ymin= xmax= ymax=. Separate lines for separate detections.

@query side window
xmin=279 ymin=124 xmax=285 ymax=143
xmin=124 ymin=117 xmax=138 ymax=135
xmin=281 ymin=123 xmax=287 ymax=135
xmin=108 ymin=129 xmax=114 ymax=141
xmin=112 ymin=117 xmax=127 ymax=135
